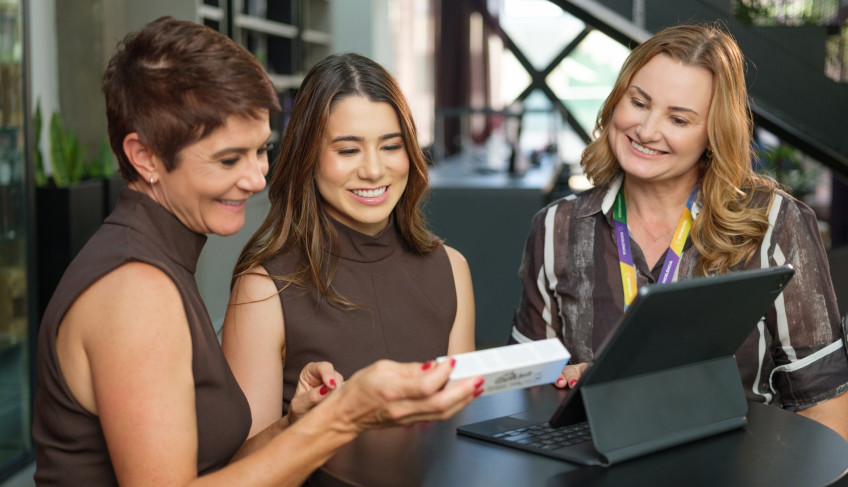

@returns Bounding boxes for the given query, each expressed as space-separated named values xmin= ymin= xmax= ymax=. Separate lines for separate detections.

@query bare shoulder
xmin=443 ymin=245 xmax=469 ymax=267
xmin=229 ymin=264 xmax=278 ymax=304
xmin=69 ymin=261 xmax=183 ymax=337
xmin=59 ymin=261 xmax=190 ymax=414
xmin=222 ymin=264 xmax=284 ymax=351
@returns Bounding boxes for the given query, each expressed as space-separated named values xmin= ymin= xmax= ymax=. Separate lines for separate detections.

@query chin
xmin=213 ymin=220 xmax=246 ymax=237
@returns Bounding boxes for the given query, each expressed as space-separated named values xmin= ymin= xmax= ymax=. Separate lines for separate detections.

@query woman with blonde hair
xmin=510 ymin=23 xmax=848 ymax=439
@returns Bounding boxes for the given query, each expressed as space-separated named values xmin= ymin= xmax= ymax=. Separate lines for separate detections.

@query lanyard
xmin=612 ymin=186 xmax=696 ymax=308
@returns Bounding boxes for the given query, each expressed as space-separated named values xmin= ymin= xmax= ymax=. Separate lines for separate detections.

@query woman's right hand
xmin=286 ymin=361 xmax=344 ymax=425
xmin=328 ymin=359 xmax=484 ymax=433
xmin=555 ymin=362 xmax=588 ymax=389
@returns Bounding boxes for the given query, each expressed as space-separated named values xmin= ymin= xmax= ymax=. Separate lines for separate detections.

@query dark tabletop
xmin=311 ymin=385 xmax=848 ymax=487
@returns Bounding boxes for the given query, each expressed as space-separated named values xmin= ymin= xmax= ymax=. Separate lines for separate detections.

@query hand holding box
xmin=440 ymin=339 xmax=570 ymax=396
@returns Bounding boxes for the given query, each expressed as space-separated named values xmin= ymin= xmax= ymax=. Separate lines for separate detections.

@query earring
xmin=149 ymin=176 xmax=155 ymax=192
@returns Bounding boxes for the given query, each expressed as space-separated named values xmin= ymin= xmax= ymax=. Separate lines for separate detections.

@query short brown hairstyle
xmin=102 ymin=16 xmax=281 ymax=181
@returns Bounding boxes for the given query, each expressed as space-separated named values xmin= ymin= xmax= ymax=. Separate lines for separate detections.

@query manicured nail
xmin=422 ymin=361 xmax=432 ymax=370
xmin=450 ymin=358 xmax=456 ymax=368
xmin=473 ymin=388 xmax=484 ymax=398
xmin=329 ymin=379 xmax=337 ymax=388
xmin=569 ymin=379 xmax=577 ymax=388
xmin=556 ymin=377 xmax=566 ymax=387
xmin=319 ymin=385 xmax=329 ymax=395
xmin=474 ymin=378 xmax=484 ymax=389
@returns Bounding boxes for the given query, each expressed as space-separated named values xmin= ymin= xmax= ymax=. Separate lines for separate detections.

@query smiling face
xmin=608 ymin=53 xmax=713 ymax=189
xmin=155 ymin=112 xmax=272 ymax=236
xmin=316 ymin=95 xmax=410 ymax=236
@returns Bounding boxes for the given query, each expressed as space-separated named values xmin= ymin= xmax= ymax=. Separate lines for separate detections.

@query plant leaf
xmin=49 ymin=112 xmax=69 ymax=187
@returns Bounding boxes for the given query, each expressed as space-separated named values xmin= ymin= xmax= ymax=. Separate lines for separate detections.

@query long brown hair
xmin=581 ymin=23 xmax=775 ymax=275
xmin=234 ymin=53 xmax=440 ymax=307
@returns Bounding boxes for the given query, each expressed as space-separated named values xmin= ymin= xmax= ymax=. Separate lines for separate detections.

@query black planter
xmin=35 ymin=179 xmax=105 ymax=321
xmin=103 ymin=174 xmax=126 ymax=218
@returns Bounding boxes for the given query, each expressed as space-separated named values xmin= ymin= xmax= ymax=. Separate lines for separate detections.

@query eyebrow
xmin=210 ymin=137 xmax=272 ymax=158
xmin=330 ymin=132 xmax=404 ymax=143
xmin=632 ymin=86 xmax=701 ymax=116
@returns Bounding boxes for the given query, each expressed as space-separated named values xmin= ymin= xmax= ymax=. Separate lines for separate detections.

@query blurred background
xmin=1 ymin=0 xmax=846 ymax=483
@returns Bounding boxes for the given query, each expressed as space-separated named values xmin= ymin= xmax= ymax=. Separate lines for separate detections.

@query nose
xmin=357 ymin=149 xmax=385 ymax=181
xmin=636 ymin=111 xmax=661 ymax=142
xmin=238 ymin=154 xmax=268 ymax=193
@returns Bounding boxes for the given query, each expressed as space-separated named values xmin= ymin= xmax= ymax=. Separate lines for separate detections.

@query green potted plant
xmin=757 ymin=142 xmax=819 ymax=201
xmin=33 ymin=100 xmax=107 ymax=319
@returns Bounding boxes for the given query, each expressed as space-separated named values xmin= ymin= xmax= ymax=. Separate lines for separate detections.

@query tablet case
xmin=459 ymin=265 xmax=795 ymax=466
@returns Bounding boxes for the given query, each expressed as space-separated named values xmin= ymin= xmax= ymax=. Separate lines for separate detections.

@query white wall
xmin=28 ymin=0 xmax=59 ymax=173
xmin=330 ymin=0 xmax=393 ymax=69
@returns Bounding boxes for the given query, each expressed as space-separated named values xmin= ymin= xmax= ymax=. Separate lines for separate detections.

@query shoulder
xmin=443 ymin=245 xmax=469 ymax=268
xmin=260 ymin=248 xmax=300 ymax=277
xmin=85 ymin=262 xmax=182 ymax=321
xmin=529 ymin=185 xmax=604 ymax=232
xmin=771 ymin=189 xmax=816 ymax=218
xmin=96 ymin=261 xmax=179 ymax=301
xmin=231 ymin=264 xmax=279 ymax=304
xmin=755 ymin=188 xmax=820 ymax=233
xmin=68 ymin=261 xmax=188 ymax=349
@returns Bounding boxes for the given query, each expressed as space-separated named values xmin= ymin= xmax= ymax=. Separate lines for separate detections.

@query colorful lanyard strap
xmin=612 ymin=185 xmax=697 ymax=308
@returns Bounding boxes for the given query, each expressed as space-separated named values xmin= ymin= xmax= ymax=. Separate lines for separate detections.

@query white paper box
xmin=439 ymin=338 xmax=571 ymax=396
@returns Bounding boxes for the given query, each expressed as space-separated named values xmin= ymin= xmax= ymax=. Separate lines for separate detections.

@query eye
xmin=671 ymin=116 xmax=689 ymax=127
xmin=220 ymin=156 xmax=240 ymax=167
xmin=630 ymin=98 xmax=647 ymax=109
xmin=381 ymin=143 xmax=404 ymax=152
xmin=337 ymin=147 xmax=359 ymax=156
xmin=258 ymin=142 xmax=274 ymax=156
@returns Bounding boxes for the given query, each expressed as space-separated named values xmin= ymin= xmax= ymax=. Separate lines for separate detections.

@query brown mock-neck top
xmin=33 ymin=189 xmax=251 ymax=485
xmin=262 ymin=216 xmax=457 ymax=412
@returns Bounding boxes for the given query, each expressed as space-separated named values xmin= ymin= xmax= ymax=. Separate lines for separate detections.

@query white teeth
xmin=220 ymin=199 xmax=243 ymax=206
xmin=630 ymin=140 xmax=661 ymax=155
xmin=352 ymin=186 xmax=387 ymax=198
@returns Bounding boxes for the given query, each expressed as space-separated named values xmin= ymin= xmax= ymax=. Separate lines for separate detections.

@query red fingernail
xmin=556 ymin=377 xmax=565 ymax=387
xmin=473 ymin=388 xmax=484 ymax=398
xmin=569 ymin=379 xmax=577 ymax=388
xmin=319 ymin=385 xmax=329 ymax=395
xmin=450 ymin=358 xmax=456 ymax=368
xmin=329 ymin=379 xmax=337 ymax=388
xmin=422 ymin=361 xmax=432 ymax=370
xmin=474 ymin=378 xmax=484 ymax=388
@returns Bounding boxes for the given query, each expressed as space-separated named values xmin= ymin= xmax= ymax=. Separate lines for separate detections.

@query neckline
xmin=106 ymin=189 xmax=208 ymax=274
xmin=328 ymin=215 xmax=400 ymax=263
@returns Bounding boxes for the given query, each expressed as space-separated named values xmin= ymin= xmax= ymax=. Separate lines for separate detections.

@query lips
xmin=629 ymin=138 xmax=663 ymax=155
xmin=351 ymin=186 xmax=388 ymax=198
xmin=219 ymin=199 xmax=246 ymax=206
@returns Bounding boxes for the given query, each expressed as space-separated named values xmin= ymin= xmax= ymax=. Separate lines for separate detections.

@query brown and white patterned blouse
xmin=511 ymin=175 xmax=848 ymax=410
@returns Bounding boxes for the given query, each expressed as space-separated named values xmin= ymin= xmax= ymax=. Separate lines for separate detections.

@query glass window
xmin=0 ymin=0 xmax=33 ymax=476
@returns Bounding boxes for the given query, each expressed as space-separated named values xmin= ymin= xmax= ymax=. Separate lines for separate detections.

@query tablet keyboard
xmin=493 ymin=421 xmax=592 ymax=451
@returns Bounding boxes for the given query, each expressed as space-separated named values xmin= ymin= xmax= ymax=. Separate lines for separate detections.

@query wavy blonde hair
xmin=581 ymin=23 xmax=775 ymax=275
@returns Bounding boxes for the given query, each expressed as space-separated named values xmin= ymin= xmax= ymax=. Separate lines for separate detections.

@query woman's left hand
xmin=287 ymin=361 xmax=344 ymax=425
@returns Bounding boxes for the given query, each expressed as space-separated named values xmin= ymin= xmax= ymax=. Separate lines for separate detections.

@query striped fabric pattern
xmin=510 ymin=177 xmax=848 ymax=410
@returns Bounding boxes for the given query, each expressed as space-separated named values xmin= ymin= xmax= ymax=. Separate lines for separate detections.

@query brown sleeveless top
xmin=32 ymin=189 xmax=251 ymax=485
xmin=262 ymin=217 xmax=456 ymax=412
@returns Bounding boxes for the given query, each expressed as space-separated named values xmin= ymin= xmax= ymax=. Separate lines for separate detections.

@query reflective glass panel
xmin=0 ymin=0 xmax=32 ymax=470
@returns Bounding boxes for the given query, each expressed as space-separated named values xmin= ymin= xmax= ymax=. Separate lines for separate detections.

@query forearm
xmin=797 ymin=391 xmax=848 ymax=442
xmin=195 ymin=401 xmax=358 ymax=487
xmin=230 ymin=416 xmax=292 ymax=462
